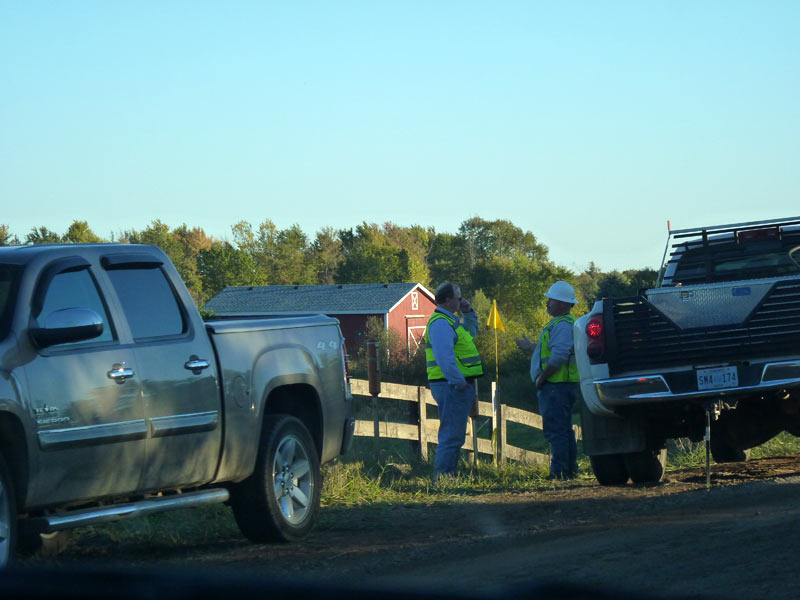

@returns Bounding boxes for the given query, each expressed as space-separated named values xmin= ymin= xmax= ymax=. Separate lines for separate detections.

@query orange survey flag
xmin=486 ymin=299 xmax=505 ymax=332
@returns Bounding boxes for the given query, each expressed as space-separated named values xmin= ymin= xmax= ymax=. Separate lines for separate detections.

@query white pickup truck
xmin=574 ymin=217 xmax=800 ymax=485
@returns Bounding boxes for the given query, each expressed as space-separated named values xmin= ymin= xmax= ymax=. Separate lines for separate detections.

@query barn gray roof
xmin=204 ymin=283 xmax=433 ymax=315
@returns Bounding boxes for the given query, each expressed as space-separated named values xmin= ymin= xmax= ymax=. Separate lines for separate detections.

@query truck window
xmin=39 ymin=269 xmax=115 ymax=346
xmin=105 ymin=267 xmax=186 ymax=340
xmin=0 ymin=265 xmax=22 ymax=342
xmin=670 ymin=238 xmax=800 ymax=285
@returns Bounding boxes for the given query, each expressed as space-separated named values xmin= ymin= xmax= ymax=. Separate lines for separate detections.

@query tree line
xmin=0 ymin=218 xmax=656 ymax=374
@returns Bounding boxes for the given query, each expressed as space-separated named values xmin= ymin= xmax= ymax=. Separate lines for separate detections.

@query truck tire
xmin=624 ymin=448 xmax=667 ymax=484
xmin=0 ymin=454 xmax=18 ymax=568
xmin=589 ymin=453 xmax=629 ymax=486
xmin=231 ymin=415 xmax=321 ymax=543
xmin=709 ymin=437 xmax=751 ymax=463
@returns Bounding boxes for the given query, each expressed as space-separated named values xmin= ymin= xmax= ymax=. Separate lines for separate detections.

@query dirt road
xmin=22 ymin=456 xmax=800 ymax=599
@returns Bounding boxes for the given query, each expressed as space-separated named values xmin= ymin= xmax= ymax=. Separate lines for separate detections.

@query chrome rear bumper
xmin=596 ymin=360 xmax=800 ymax=407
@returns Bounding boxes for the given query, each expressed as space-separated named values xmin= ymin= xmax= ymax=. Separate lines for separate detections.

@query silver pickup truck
xmin=0 ymin=243 xmax=354 ymax=565
xmin=575 ymin=217 xmax=800 ymax=485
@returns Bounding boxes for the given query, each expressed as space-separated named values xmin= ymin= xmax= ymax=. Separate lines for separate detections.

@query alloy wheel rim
xmin=272 ymin=434 xmax=313 ymax=524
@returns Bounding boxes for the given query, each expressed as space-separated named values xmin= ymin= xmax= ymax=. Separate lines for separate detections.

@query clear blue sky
xmin=2 ymin=1 xmax=798 ymax=273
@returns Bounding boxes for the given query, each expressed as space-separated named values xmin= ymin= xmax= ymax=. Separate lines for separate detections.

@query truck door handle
xmin=184 ymin=356 xmax=210 ymax=375
xmin=107 ymin=363 xmax=135 ymax=384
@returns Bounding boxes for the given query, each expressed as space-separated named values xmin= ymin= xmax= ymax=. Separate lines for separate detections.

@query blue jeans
xmin=538 ymin=382 xmax=579 ymax=478
xmin=429 ymin=381 xmax=475 ymax=478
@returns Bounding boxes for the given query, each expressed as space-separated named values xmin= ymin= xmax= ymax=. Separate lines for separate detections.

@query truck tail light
xmin=586 ymin=315 xmax=606 ymax=364
xmin=737 ymin=227 xmax=779 ymax=244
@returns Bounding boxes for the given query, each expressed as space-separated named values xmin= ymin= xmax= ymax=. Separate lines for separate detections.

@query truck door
xmin=23 ymin=260 xmax=146 ymax=505
xmin=101 ymin=257 xmax=221 ymax=491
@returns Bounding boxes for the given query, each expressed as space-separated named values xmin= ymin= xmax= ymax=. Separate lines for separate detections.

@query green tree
xmin=382 ymin=223 xmax=432 ymax=285
xmin=458 ymin=217 xmax=547 ymax=262
xmin=232 ymin=220 xmax=315 ymax=285
xmin=595 ymin=271 xmax=633 ymax=300
xmin=198 ymin=243 xmax=265 ymax=300
xmin=471 ymin=290 xmax=535 ymax=373
xmin=623 ymin=267 xmax=658 ymax=294
xmin=308 ymin=227 xmax=343 ymax=284
xmin=472 ymin=252 xmax=573 ymax=325
xmin=63 ymin=220 xmax=104 ymax=243
xmin=273 ymin=224 xmax=315 ymax=284
xmin=337 ymin=223 xmax=411 ymax=283
xmin=171 ymin=224 xmax=215 ymax=304
xmin=232 ymin=219 xmax=278 ymax=280
xmin=593 ymin=268 xmax=658 ymax=301
xmin=575 ymin=265 xmax=657 ymax=304
xmin=25 ymin=226 xmax=61 ymax=245
xmin=429 ymin=218 xmax=552 ymax=302
xmin=0 ymin=225 xmax=19 ymax=246
xmin=574 ymin=262 xmax=601 ymax=306
xmin=427 ymin=232 xmax=471 ymax=289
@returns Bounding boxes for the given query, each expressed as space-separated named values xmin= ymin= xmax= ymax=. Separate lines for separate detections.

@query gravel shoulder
xmin=21 ymin=456 xmax=800 ymax=599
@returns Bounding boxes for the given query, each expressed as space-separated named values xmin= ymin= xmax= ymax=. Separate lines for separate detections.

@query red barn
xmin=204 ymin=283 xmax=436 ymax=355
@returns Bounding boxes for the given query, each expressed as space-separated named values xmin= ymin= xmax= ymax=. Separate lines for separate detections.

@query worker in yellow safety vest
xmin=424 ymin=281 xmax=483 ymax=481
xmin=516 ymin=280 xmax=580 ymax=479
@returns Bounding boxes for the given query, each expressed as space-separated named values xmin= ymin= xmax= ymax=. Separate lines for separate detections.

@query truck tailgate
xmin=608 ymin=277 xmax=800 ymax=375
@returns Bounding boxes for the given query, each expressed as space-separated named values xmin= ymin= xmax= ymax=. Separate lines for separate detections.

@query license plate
xmin=696 ymin=366 xmax=738 ymax=390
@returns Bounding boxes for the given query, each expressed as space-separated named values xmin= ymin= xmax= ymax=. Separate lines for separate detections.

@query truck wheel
xmin=624 ymin=448 xmax=667 ymax=484
xmin=589 ymin=453 xmax=629 ymax=486
xmin=231 ymin=415 xmax=321 ymax=543
xmin=709 ymin=437 xmax=751 ymax=463
xmin=0 ymin=454 xmax=18 ymax=568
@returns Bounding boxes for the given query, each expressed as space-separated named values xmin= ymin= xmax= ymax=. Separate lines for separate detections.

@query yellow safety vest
xmin=539 ymin=314 xmax=579 ymax=383
xmin=424 ymin=310 xmax=483 ymax=381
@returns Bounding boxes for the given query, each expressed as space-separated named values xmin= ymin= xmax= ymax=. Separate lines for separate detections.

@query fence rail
xmin=350 ymin=378 xmax=581 ymax=466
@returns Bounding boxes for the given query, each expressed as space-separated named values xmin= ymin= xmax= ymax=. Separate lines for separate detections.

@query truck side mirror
xmin=30 ymin=308 xmax=104 ymax=348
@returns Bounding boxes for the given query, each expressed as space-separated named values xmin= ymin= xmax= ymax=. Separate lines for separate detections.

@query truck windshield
xmin=0 ymin=265 xmax=21 ymax=341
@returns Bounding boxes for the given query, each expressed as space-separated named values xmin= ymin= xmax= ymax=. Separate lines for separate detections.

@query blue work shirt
xmin=428 ymin=307 xmax=479 ymax=387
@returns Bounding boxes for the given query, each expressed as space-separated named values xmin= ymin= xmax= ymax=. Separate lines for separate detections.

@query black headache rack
xmin=657 ymin=216 xmax=800 ymax=287
xmin=605 ymin=278 xmax=800 ymax=376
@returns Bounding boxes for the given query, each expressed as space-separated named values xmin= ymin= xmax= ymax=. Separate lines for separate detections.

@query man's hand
xmin=459 ymin=298 xmax=472 ymax=313
xmin=515 ymin=334 xmax=535 ymax=352
xmin=469 ymin=397 xmax=478 ymax=418
xmin=536 ymin=365 xmax=558 ymax=390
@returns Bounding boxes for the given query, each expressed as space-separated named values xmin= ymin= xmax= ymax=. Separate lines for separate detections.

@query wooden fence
xmin=350 ymin=378 xmax=582 ymax=466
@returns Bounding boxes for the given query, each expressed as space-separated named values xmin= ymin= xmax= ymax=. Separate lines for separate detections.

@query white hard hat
xmin=544 ymin=280 xmax=577 ymax=304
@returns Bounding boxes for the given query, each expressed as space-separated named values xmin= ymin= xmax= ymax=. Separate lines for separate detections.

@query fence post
xmin=464 ymin=417 xmax=474 ymax=464
xmin=471 ymin=379 xmax=479 ymax=465
xmin=418 ymin=385 xmax=428 ymax=461
xmin=492 ymin=381 xmax=498 ymax=465
xmin=493 ymin=381 xmax=505 ymax=465
xmin=367 ymin=340 xmax=381 ymax=456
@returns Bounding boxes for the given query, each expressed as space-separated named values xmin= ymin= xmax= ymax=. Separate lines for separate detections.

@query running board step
xmin=26 ymin=488 xmax=230 ymax=533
